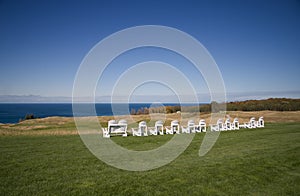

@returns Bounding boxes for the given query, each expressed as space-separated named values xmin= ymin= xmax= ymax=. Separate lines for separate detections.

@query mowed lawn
xmin=0 ymin=123 xmax=299 ymax=195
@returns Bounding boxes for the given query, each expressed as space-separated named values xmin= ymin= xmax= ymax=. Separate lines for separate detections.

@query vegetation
xmin=24 ymin=113 xmax=35 ymax=120
xmin=132 ymin=98 xmax=300 ymax=115
xmin=19 ymin=113 xmax=36 ymax=122
xmin=0 ymin=121 xmax=299 ymax=195
xmin=131 ymin=105 xmax=182 ymax=115
xmin=131 ymin=107 xmax=149 ymax=115
xmin=226 ymin=98 xmax=300 ymax=111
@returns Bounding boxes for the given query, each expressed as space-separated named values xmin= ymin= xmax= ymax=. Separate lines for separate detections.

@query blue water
xmin=0 ymin=103 xmax=195 ymax=124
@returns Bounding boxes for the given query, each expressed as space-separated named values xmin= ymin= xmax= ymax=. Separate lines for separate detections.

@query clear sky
xmin=0 ymin=0 xmax=299 ymax=102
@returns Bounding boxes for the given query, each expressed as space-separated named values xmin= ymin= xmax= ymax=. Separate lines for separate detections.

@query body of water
xmin=0 ymin=103 xmax=197 ymax=124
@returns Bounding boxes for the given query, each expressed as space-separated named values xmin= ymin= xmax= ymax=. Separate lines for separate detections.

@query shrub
xmin=19 ymin=113 xmax=35 ymax=122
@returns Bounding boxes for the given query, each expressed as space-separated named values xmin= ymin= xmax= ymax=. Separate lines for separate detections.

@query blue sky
xmin=0 ymin=0 xmax=300 ymax=102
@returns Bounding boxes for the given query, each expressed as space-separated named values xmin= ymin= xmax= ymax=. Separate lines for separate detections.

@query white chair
xmin=102 ymin=127 xmax=110 ymax=138
xmin=117 ymin=119 xmax=128 ymax=137
xmin=257 ymin=116 xmax=264 ymax=128
xmin=172 ymin=120 xmax=180 ymax=134
xmin=211 ymin=119 xmax=224 ymax=131
xmin=149 ymin=120 xmax=164 ymax=135
xmin=166 ymin=120 xmax=180 ymax=134
xmin=103 ymin=120 xmax=117 ymax=138
xmin=103 ymin=119 xmax=127 ymax=138
xmin=244 ymin=117 xmax=256 ymax=129
xmin=182 ymin=120 xmax=195 ymax=133
xmin=132 ymin=121 xmax=148 ymax=136
xmin=195 ymin=119 xmax=206 ymax=133
xmin=232 ymin=118 xmax=239 ymax=130
xmin=156 ymin=121 xmax=164 ymax=135
xmin=108 ymin=120 xmax=117 ymax=131
xmin=224 ymin=118 xmax=231 ymax=130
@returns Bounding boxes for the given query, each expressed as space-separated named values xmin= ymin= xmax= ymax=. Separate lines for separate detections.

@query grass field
xmin=0 ymin=117 xmax=299 ymax=195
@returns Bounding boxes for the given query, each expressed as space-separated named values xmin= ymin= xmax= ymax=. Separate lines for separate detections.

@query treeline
xmin=226 ymin=98 xmax=300 ymax=111
xmin=196 ymin=98 xmax=300 ymax=112
xmin=200 ymin=98 xmax=300 ymax=112
xmin=130 ymin=98 xmax=300 ymax=115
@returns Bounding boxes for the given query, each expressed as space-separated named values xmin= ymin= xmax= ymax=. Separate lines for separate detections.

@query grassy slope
xmin=1 ymin=111 xmax=300 ymax=136
xmin=0 ymin=122 xmax=299 ymax=195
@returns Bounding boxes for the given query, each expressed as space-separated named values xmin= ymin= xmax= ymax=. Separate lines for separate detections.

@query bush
xmin=19 ymin=113 xmax=35 ymax=122
xmin=25 ymin=114 xmax=35 ymax=120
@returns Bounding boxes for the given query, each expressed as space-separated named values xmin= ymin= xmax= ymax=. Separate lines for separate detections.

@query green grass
xmin=0 ymin=123 xmax=299 ymax=195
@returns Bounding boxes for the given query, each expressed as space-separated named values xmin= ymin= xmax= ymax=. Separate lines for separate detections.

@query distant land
xmin=129 ymin=98 xmax=300 ymax=115
xmin=0 ymin=91 xmax=300 ymax=103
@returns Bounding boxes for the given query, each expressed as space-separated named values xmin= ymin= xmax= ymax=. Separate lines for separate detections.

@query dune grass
xmin=0 ymin=122 xmax=299 ymax=195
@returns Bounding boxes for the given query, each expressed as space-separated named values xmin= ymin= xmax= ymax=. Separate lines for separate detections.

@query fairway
xmin=0 ymin=122 xmax=299 ymax=195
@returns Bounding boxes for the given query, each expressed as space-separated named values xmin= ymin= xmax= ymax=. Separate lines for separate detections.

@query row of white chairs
xmin=102 ymin=117 xmax=264 ymax=137
xmin=102 ymin=119 xmax=207 ymax=138
xmin=132 ymin=119 xmax=207 ymax=136
xmin=210 ymin=117 xmax=264 ymax=131
xmin=240 ymin=116 xmax=264 ymax=129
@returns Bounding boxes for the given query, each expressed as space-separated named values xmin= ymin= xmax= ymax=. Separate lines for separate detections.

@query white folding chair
xmin=195 ymin=119 xmax=206 ymax=133
xmin=257 ymin=116 xmax=264 ymax=128
xmin=232 ymin=118 xmax=239 ymax=130
xmin=132 ymin=121 xmax=148 ymax=136
xmin=166 ymin=120 xmax=180 ymax=134
xmin=211 ymin=119 xmax=224 ymax=131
